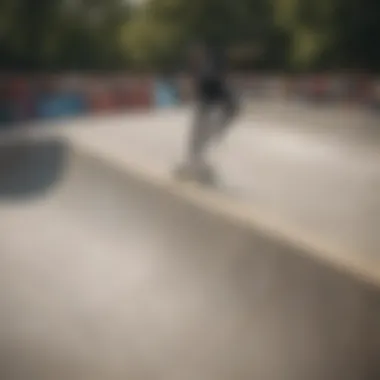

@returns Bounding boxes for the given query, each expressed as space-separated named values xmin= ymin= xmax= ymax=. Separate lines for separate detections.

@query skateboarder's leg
xmin=174 ymin=98 xmax=215 ymax=182
xmin=187 ymin=98 xmax=214 ymax=164
xmin=214 ymin=89 xmax=238 ymax=141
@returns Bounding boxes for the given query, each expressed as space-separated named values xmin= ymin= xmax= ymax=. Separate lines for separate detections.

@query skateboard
xmin=173 ymin=161 xmax=218 ymax=187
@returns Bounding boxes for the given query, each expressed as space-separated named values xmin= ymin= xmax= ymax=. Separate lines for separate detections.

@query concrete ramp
xmin=0 ymin=136 xmax=379 ymax=380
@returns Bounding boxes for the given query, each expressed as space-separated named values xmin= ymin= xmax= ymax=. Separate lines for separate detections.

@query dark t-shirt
xmin=191 ymin=46 xmax=228 ymax=98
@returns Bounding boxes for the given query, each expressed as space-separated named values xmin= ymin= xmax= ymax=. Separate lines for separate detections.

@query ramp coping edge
xmin=67 ymin=138 xmax=380 ymax=290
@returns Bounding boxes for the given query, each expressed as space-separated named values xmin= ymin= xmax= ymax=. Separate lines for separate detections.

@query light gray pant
xmin=188 ymin=91 xmax=237 ymax=163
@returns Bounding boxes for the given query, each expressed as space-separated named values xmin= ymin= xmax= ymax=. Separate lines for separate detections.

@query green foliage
xmin=273 ymin=0 xmax=335 ymax=69
xmin=0 ymin=0 xmax=378 ymax=72
xmin=0 ymin=0 xmax=131 ymax=70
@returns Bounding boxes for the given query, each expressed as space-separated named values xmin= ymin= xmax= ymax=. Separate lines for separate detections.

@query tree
xmin=0 ymin=0 xmax=131 ymax=70
xmin=273 ymin=0 xmax=336 ymax=70
xmin=333 ymin=0 xmax=380 ymax=71
xmin=123 ymin=0 xmax=277 ymax=70
xmin=0 ymin=0 xmax=378 ymax=72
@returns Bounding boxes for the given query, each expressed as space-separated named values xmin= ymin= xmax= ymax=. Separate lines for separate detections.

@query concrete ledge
xmin=70 ymin=138 xmax=380 ymax=288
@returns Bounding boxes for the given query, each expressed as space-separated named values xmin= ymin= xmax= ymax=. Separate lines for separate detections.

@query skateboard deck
xmin=173 ymin=161 xmax=218 ymax=187
xmin=172 ymin=162 xmax=241 ymax=201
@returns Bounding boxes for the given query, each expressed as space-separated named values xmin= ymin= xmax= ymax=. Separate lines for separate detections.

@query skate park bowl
xmin=0 ymin=132 xmax=379 ymax=380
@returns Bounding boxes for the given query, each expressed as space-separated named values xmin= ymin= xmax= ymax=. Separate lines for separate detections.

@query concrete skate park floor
xmin=0 ymin=108 xmax=379 ymax=379
xmin=51 ymin=107 xmax=380 ymax=262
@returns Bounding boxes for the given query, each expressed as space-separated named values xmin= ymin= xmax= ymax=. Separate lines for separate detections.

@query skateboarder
xmin=179 ymin=42 xmax=238 ymax=178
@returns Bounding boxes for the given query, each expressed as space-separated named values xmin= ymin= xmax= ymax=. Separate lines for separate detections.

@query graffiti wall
xmin=0 ymin=72 xmax=378 ymax=127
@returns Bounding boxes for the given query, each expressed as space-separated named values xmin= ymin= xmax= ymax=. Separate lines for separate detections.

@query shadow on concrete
xmin=0 ymin=138 xmax=68 ymax=199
